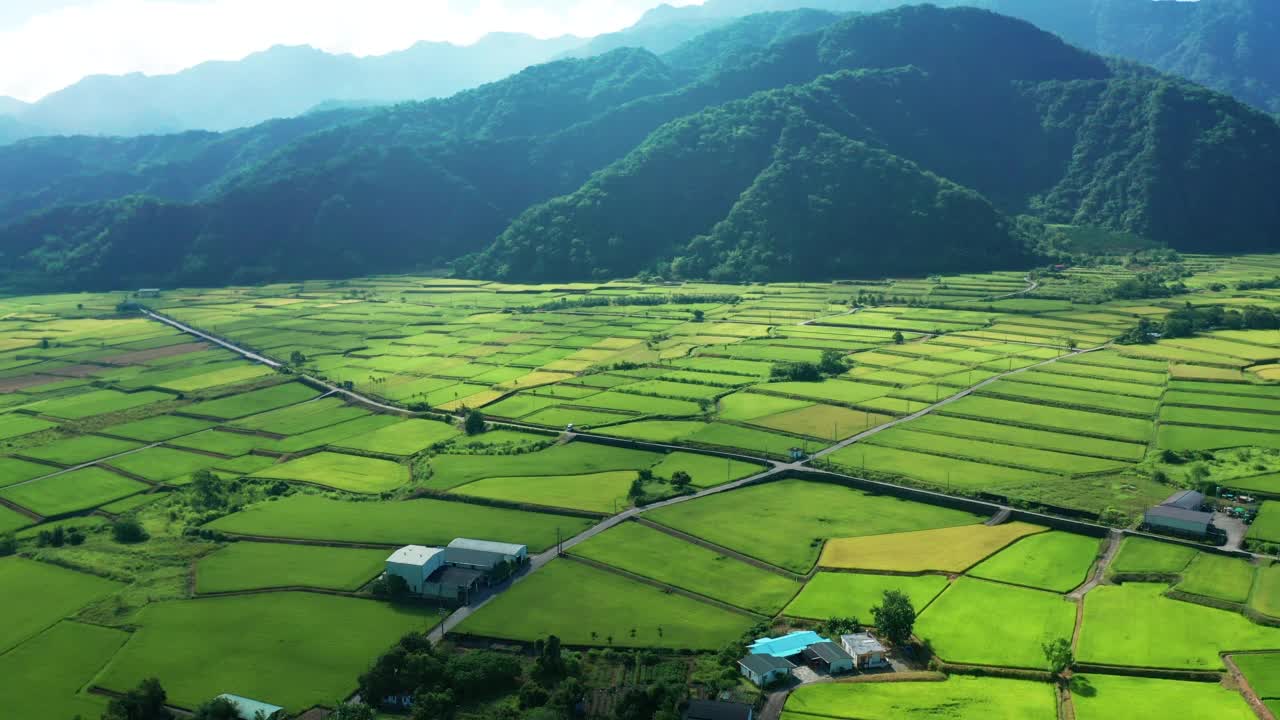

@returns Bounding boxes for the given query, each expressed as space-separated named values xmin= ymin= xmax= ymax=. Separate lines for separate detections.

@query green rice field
xmin=207 ymin=494 xmax=591 ymax=551
xmin=1110 ymin=537 xmax=1198 ymax=575
xmin=1174 ymin=553 xmax=1257 ymax=604
xmin=252 ymin=452 xmax=409 ymax=493
xmin=0 ymin=557 xmax=121 ymax=653
xmin=1077 ymin=583 xmax=1280 ymax=669
xmin=96 ymin=593 xmax=442 ymax=712
xmin=784 ymin=676 xmax=1056 ymax=720
xmin=571 ymin=522 xmax=802 ymax=614
xmin=0 ymin=466 xmax=148 ymax=516
xmin=1071 ymin=674 xmax=1255 ymax=720
xmin=196 ymin=542 xmax=389 ymax=593
xmin=0 ymin=621 xmax=127 ymax=720
xmin=454 ymin=559 xmax=755 ymax=650
xmin=915 ymin=577 xmax=1076 ymax=669
xmin=646 ymin=479 xmax=982 ymax=573
xmin=785 ymin=572 xmax=950 ymax=622
xmin=452 ymin=470 xmax=637 ymax=513
xmin=969 ymin=532 xmax=1101 ymax=592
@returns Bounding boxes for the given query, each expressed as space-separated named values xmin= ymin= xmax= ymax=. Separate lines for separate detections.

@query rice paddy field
xmin=1070 ymin=675 xmax=1256 ymax=720
xmin=1 ymin=258 xmax=1279 ymax=717
xmin=783 ymin=676 xmax=1056 ymax=720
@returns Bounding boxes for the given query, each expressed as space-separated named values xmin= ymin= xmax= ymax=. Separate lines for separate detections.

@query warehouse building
xmin=1144 ymin=490 xmax=1213 ymax=539
xmin=385 ymin=538 xmax=527 ymax=604
xmin=448 ymin=538 xmax=528 ymax=562
xmin=385 ymin=545 xmax=445 ymax=594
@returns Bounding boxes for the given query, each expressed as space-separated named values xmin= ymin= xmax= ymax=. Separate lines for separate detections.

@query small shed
xmin=684 ymin=699 xmax=753 ymax=720
xmin=448 ymin=538 xmax=528 ymax=562
xmin=841 ymin=632 xmax=889 ymax=669
xmin=385 ymin=545 xmax=445 ymax=594
xmin=738 ymin=653 xmax=794 ymax=687
xmin=216 ymin=694 xmax=284 ymax=720
xmin=801 ymin=641 xmax=855 ymax=674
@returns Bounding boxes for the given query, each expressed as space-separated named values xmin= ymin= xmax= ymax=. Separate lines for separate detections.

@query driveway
xmin=1214 ymin=513 xmax=1249 ymax=551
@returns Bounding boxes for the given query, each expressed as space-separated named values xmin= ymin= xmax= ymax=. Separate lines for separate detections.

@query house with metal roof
xmin=385 ymin=546 xmax=446 ymax=594
xmin=684 ymin=699 xmax=753 ymax=720
xmin=1144 ymin=491 xmax=1213 ymax=539
xmin=738 ymin=653 xmax=795 ymax=687
xmin=448 ymin=538 xmax=528 ymax=561
xmin=841 ymin=633 xmax=889 ymax=670
xmin=801 ymin=641 xmax=854 ymax=674
xmin=747 ymin=630 xmax=828 ymax=659
xmin=216 ymin=694 xmax=284 ymax=720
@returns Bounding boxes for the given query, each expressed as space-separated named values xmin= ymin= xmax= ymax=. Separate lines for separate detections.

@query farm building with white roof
xmin=448 ymin=538 xmax=527 ymax=561
xmin=385 ymin=545 xmax=445 ymax=594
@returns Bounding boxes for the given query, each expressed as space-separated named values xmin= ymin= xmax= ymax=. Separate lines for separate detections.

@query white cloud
xmin=0 ymin=0 xmax=705 ymax=102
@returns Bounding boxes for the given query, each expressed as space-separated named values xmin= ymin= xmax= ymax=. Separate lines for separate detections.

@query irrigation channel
xmin=137 ymin=305 xmax=1271 ymax=659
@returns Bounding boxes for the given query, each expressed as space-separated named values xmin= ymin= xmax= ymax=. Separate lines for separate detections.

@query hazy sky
xmin=0 ymin=0 xmax=705 ymax=102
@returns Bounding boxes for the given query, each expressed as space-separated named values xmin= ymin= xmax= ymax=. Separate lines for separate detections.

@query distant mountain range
xmin=1 ymin=5 xmax=1277 ymax=292
xmin=0 ymin=0 xmax=1275 ymax=145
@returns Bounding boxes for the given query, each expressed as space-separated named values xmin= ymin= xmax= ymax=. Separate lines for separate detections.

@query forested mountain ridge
xmin=0 ymin=5 xmax=1278 ymax=291
xmin=462 ymin=7 xmax=1280 ymax=281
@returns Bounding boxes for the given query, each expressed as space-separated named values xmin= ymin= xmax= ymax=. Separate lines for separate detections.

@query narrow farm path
xmin=1069 ymin=529 xmax=1123 ymax=601
xmin=1224 ymin=653 xmax=1277 ymax=720
xmin=1069 ymin=530 xmax=1123 ymax=658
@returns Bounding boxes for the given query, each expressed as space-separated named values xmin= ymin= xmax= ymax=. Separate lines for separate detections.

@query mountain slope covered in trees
xmin=0 ymin=6 xmax=1277 ymax=291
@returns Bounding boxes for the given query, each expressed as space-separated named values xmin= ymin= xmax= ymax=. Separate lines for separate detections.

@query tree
xmin=191 ymin=697 xmax=238 ymax=720
xmin=190 ymin=469 xmax=224 ymax=510
xmin=871 ymin=590 xmax=916 ymax=646
xmin=819 ymin=349 xmax=849 ymax=376
xmin=0 ymin=533 xmax=15 ymax=556
xmin=534 ymin=635 xmax=566 ymax=681
xmin=103 ymin=677 xmax=172 ymax=720
xmin=691 ymin=309 xmax=705 ymax=322
xmin=289 ymin=350 xmax=307 ymax=365
xmin=892 ymin=331 xmax=905 ymax=345
xmin=669 ymin=471 xmax=692 ymax=491
xmin=464 ymin=409 xmax=486 ymax=436
xmin=112 ymin=517 xmax=148 ymax=544
xmin=411 ymin=690 xmax=455 ymax=720
xmin=1043 ymin=638 xmax=1074 ymax=675
xmin=330 ymin=704 xmax=376 ymax=720
xmin=40 ymin=337 xmax=50 ymax=349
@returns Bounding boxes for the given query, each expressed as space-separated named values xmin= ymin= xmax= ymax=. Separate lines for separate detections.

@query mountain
xmin=0 ymin=96 xmax=28 ymax=116
xmin=1 ymin=6 xmax=1278 ymax=291
xmin=635 ymin=0 xmax=1280 ymax=114
xmin=5 ymin=34 xmax=584 ymax=142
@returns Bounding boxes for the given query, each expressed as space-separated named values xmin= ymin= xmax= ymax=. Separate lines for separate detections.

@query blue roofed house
xmin=738 ymin=630 xmax=836 ymax=686
xmin=747 ymin=630 xmax=828 ymax=658
xmin=216 ymin=694 xmax=284 ymax=720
